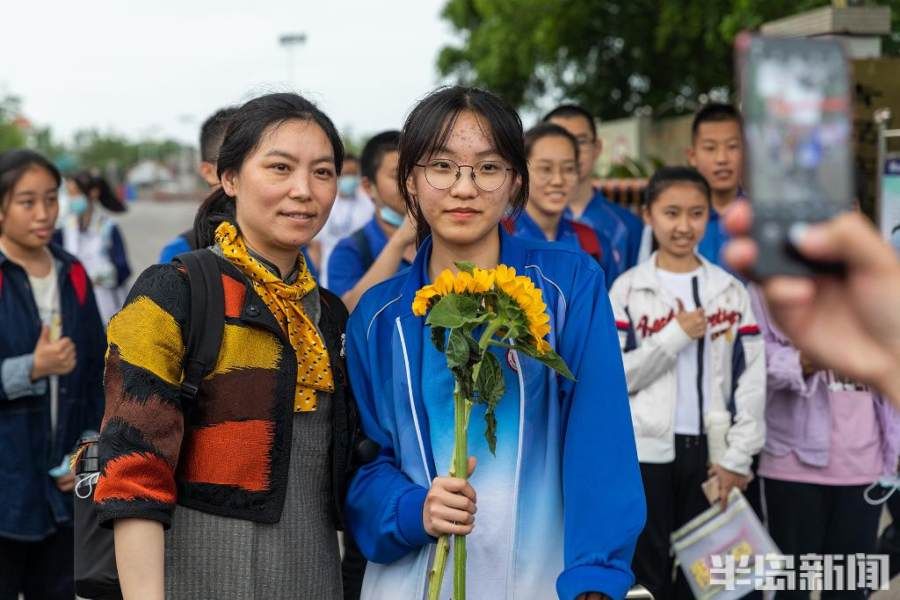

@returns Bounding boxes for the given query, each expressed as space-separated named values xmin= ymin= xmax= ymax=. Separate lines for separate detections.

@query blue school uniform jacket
xmin=327 ymin=217 xmax=411 ymax=297
xmin=504 ymin=210 xmax=616 ymax=287
xmin=344 ymin=227 xmax=646 ymax=600
xmin=0 ymin=244 xmax=106 ymax=540
xmin=566 ymin=188 xmax=642 ymax=283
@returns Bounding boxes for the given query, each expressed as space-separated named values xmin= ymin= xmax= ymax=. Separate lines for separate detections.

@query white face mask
xmin=864 ymin=475 xmax=900 ymax=506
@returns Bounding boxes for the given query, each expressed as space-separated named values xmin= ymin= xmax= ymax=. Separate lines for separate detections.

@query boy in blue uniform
xmin=158 ymin=107 xmax=238 ymax=263
xmin=327 ymin=130 xmax=415 ymax=310
xmin=687 ymin=103 xmax=744 ymax=266
xmin=544 ymin=104 xmax=643 ymax=282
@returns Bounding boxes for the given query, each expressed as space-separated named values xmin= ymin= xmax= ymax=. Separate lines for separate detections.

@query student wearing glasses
xmin=343 ymin=86 xmax=644 ymax=600
xmin=504 ymin=123 xmax=614 ymax=283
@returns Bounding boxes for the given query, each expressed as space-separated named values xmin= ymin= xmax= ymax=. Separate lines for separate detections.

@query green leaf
xmin=426 ymin=294 xmax=480 ymax=329
xmin=455 ymin=261 xmax=476 ymax=274
xmin=529 ymin=347 xmax=576 ymax=381
xmin=474 ymin=351 xmax=504 ymax=408
xmin=452 ymin=365 xmax=474 ymax=399
xmin=446 ymin=328 xmax=471 ymax=369
xmin=430 ymin=326 xmax=447 ymax=353
xmin=484 ymin=407 xmax=498 ymax=455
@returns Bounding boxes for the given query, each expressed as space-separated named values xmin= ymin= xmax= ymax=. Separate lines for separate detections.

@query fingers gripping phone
xmin=737 ymin=34 xmax=854 ymax=277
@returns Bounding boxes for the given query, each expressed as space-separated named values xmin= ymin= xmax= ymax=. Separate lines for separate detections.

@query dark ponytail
xmin=193 ymin=188 xmax=235 ymax=248
xmin=70 ymin=170 xmax=126 ymax=213
xmin=192 ymin=92 xmax=344 ymax=248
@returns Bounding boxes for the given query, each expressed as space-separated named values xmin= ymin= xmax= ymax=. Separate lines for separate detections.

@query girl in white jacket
xmin=609 ymin=166 xmax=765 ymax=600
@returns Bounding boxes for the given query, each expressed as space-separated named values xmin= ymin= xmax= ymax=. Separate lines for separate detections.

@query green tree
xmin=438 ymin=0 xmax=899 ymax=119
xmin=72 ymin=128 xmax=188 ymax=173
xmin=31 ymin=126 xmax=67 ymax=162
xmin=0 ymin=94 xmax=25 ymax=152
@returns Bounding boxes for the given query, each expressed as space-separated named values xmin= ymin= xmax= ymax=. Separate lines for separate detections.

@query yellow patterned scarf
xmin=215 ymin=221 xmax=333 ymax=412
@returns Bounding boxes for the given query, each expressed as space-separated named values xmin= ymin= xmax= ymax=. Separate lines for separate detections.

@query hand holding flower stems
xmin=413 ymin=262 xmax=574 ymax=600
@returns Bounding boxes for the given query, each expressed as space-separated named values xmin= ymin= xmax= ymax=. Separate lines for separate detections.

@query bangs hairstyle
xmin=70 ymin=171 xmax=126 ymax=213
xmin=524 ymin=123 xmax=580 ymax=164
xmin=644 ymin=166 xmax=711 ymax=208
xmin=360 ymin=130 xmax=400 ymax=182
xmin=691 ymin=102 xmax=743 ymax=141
xmin=0 ymin=149 xmax=61 ymax=214
xmin=193 ymin=92 xmax=345 ymax=247
xmin=398 ymin=86 xmax=529 ymax=245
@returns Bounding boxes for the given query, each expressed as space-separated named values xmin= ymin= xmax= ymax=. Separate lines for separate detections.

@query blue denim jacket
xmin=0 ymin=244 xmax=106 ymax=540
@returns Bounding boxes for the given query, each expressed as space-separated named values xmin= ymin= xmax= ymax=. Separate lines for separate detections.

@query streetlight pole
xmin=279 ymin=32 xmax=307 ymax=89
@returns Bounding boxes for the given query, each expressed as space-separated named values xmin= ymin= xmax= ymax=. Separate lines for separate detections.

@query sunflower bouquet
xmin=413 ymin=262 xmax=574 ymax=600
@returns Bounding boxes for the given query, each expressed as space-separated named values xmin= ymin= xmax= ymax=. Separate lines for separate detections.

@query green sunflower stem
xmin=428 ymin=321 xmax=501 ymax=600
xmin=428 ymin=385 xmax=471 ymax=600
xmin=452 ymin=386 xmax=469 ymax=600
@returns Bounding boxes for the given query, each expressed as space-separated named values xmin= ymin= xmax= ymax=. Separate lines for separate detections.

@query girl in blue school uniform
xmin=343 ymin=86 xmax=645 ymax=600
xmin=503 ymin=123 xmax=615 ymax=284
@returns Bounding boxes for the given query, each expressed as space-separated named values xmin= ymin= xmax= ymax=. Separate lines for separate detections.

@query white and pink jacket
xmin=608 ymin=253 xmax=766 ymax=475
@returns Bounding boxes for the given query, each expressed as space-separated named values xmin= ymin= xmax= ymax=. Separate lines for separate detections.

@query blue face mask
xmin=69 ymin=195 xmax=88 ymax=216
xmin=338 ymin=175 xmax=360 ymax=198
xmin=379 ymin=205 xmax=405 ymax=228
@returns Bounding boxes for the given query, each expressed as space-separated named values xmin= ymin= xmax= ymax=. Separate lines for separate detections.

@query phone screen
xmin=742 ymin=38 xmax=853 ymax=212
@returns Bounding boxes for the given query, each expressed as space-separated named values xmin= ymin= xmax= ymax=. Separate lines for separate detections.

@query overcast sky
xmin=1 ymin=0 xmax=456 ymax=146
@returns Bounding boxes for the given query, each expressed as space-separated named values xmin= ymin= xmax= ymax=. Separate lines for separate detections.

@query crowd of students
xmin=0 ymin=83 xmax=899 ymax=600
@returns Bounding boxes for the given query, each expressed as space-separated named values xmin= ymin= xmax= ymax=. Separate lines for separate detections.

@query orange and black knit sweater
xmin=94 ymin=255 xmax=356 ymax=528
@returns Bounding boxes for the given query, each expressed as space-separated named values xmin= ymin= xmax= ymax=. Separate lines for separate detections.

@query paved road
xmin=117 ymin=199 xmax=200 ymax=277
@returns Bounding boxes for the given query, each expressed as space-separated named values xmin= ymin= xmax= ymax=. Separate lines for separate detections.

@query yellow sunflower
xmin=493 ymin=267 xmax=552 ymax=353
xmin=412 ymin=284 xmax=441 ymax=316
xmin=433 ymin=269 xmax=457 ymax=296
xmin=470 ymin=267 xmax=495 ymax=293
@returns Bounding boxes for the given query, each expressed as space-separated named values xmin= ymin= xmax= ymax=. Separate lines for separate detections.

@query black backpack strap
xmin=174 ymin=249 xmax=225 ymax=403
xmin=351 ymin=228 xmax=374 ymax=272
xmin=182 ymin=228 xmax=199 ymax=252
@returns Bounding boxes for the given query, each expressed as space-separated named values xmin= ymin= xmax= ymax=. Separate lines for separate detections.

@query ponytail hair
xmin=70 ymin=170 xmax=126 ymax=213
xmin=193 ymin=187 xmax=235 ymax=248
xmin=192 ymin=92 xmax=344 ymax=248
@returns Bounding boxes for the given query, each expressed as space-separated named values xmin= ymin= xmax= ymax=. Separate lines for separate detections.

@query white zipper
xmin=504 ymin=349 xmax=526 ymax=599
xmin=395 ymin=318 xmax=432 ymax=481
xmin=395 ymin=317 xmax=436 ymax=600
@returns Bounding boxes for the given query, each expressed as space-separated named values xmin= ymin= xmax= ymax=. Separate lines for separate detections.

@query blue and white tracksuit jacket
xmin=344 ymin=228 xmax=646 ymax=600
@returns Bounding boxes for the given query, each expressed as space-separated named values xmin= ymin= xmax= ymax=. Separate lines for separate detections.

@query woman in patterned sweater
xmin=95 ymin=93 xmax=358 ymax=599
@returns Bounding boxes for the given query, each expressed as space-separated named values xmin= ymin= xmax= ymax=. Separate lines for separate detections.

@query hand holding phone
xmin=738 ymin=34 xmax=854 ymax=277
xmin=722 ymin=205 xmax=900 ymax=407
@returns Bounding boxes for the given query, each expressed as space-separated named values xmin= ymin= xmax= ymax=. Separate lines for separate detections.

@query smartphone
xmin=737 ymin=34 xmax=854 ymax=277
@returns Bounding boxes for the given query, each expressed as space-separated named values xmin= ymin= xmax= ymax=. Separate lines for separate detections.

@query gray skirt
xmin=164 ymin=403 xmax=341 ymax=600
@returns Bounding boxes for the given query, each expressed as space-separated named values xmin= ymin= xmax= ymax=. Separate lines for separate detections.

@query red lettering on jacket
xmin=706 ymin=308 xmax=741 ymax=328
xmin=636 ymin=310 xmax=675 ymax=338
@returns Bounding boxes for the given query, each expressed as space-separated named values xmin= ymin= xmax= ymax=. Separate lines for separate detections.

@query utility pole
xmin=279 ymin=33 xmax=307 ymax=89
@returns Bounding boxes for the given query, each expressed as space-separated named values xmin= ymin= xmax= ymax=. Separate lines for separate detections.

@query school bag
xmin=73 ymin=249 xmax=224 ymax=598
xmin=351 ymin=228 xmax=375 ymax=273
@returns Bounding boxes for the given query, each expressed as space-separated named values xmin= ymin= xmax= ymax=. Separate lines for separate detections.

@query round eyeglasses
xmin=416 ymin=159 xmax=512 ymax=192
xmin=530 ymin=162 xmax=579 ymax=184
